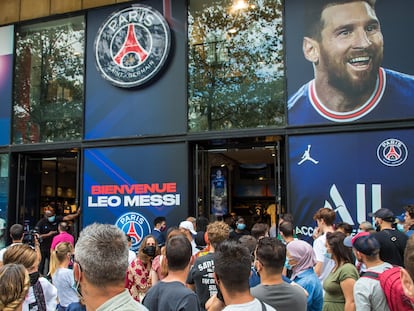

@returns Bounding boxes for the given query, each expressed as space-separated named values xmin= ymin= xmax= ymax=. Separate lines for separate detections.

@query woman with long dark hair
xmin=125 ymin=235 xmax=160 ymax=302
xmin=323 ymin=231 xmax=359 ymax=311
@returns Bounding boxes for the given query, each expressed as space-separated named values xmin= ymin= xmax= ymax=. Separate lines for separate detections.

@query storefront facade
xmin=0 ymin=0 xmax=413 ymax=248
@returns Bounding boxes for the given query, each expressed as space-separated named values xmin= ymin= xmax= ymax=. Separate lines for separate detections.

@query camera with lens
xmin=23 ymin=229 xmax=42 ymax=247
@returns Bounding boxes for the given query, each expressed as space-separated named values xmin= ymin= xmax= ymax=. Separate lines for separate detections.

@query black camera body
xmin=23 ymin=229 xmax=42 ymax=247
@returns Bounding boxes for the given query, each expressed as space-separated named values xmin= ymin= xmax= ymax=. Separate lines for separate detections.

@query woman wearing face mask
xmin=3 ymin=243 xmax=58 ymax=311
xmin=229 ymin=217 xmax=250 ymax=241
xmin=323 ymin=231 xmax=359 ymax=311
xmin=286 ymin=239 xmax=323 ymax=311
xmin=125 ymin=235 xmax=160 ymax=302
xmin=49 ymin=242 xmax=80 ymax=311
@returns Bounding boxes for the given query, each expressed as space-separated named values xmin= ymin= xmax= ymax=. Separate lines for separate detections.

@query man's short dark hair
xmin=214 ymin=240 xmax=251 ymax=293
xmin=238 ymin=235 xmax=257 ymax=257
xmin=280 ymin=213 xmax=294 ymax=224
xmin=255 ymin=237 xmax=286 ymax=273
xmin=10 ymin=224 xmax=24 ymax=240
xmin=404 ymin=205 xmax=414 ymax=219
xmin=166 ymin=235 xmax=192 ymax=271
xmin=154 ymin=216 xmax=166 ymax=227
xmin=335 ymin=222 xmax=353 ymax=235
xmin=251 ymin=223 xmax=269 ymax=240
xmin=279 ymin=221 xmax=294 ymax=238
xmin=304 ymin=0 xmax=377 ymax=39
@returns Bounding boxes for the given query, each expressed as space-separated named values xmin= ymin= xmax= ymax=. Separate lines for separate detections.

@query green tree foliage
xmin=188 ymin=0 xmax=285 ymax=131
xmin=13 ymin=17 xmax=84 ymax=144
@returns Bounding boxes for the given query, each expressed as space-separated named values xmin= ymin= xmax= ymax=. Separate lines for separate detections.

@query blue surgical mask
xmin=324 ymin=252 xmax=332 ymax=259
xmin=237 ymin=223 xmax=246 ymax=230
xmin=397 ymin=223 xmax=404 ymax=232
xmin=284 ymin=258 xmax=292 ymax=270
xmin=48 ymin=216 xmax=56 ymax=223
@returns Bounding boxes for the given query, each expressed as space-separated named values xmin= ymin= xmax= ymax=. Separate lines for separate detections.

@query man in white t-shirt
xmin=0 ymin=224 xmax=25 ymax=266
xmin=312 ymin=208 xmax=335 ymax=284
xmin=344 ymin=231 xmax=391 ymax=311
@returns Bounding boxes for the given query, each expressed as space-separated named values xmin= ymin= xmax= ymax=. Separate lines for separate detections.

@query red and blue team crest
xmin=94 ymin=4 xmax=171 ymax=88
xmin=115 ymin=212 xmax=151 ymax=251
xmin=377 ymin=138 xmax=408 ymax=167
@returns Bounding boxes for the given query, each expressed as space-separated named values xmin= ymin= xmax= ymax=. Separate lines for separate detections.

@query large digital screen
xmin=285 ymin=0 xmax=414 ymax=126
xmin=288 ymin=129 xmax=414 ymax=242
xmin=82 ymin=143 xmax=188 ymax=250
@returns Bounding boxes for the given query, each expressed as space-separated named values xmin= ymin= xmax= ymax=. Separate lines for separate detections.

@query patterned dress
xmin=125 ymin=257 xmax=152 ymax=302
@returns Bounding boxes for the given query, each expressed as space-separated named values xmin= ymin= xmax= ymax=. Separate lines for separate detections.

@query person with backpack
xmin=344 ymin=231 xmax=392 ymax=311
xmin=346 ymin=231 xmax=414 ymax=311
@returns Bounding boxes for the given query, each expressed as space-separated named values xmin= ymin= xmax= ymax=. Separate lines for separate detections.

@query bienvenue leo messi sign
xmin=87 ymin=182 xmax=181 ymax=251
xmin=87 ymin=182 xmax=180 ymax=208
xmin=94 ymin=4 xmax=171 ymax=88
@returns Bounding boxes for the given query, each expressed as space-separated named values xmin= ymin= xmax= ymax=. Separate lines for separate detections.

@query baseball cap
xmin=179 ymin=220 xmax=197 ymax=235
xmin=343 ymin=232 xmax=380 ymax=256
xmin=368 ymin=208 xmax=395 ymax=221
xmin=396 ymin=213 xmax=406 ymax=222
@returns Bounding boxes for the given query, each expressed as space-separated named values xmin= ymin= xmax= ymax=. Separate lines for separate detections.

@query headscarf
xmin=287 ymin=239 xmax=316 ymax=280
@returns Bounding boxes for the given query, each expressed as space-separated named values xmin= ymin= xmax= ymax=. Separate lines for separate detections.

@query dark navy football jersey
xmin=288 ymin=68 xmax=414 ymax=125
xmin=288 ymin=129 xmax=414 ymax=241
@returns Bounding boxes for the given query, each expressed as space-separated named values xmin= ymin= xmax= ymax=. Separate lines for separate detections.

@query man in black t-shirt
xmin=35 ymin=205 xmax=80 ymax=275
xmin=143 ymin=235 xmax=201 ymax=311
xmin=371 ymin=208 xmax=408 ymax=267
xmin=187 ymin=221 xmax=229 ymax=310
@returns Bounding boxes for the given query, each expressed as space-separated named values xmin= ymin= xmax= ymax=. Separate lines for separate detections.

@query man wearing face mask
xmin=35 ymin=205 xmax=81 ymax=276
xmin=229 ymin=217 xmax=250 ymax=241
xmin=370 ymin=208 xmax=408 ymax=267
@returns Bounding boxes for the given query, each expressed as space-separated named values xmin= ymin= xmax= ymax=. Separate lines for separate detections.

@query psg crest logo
xmin=377 ymin=138 xmax=408 ymax=167
xmin=94 ymin=5 xmax=171 ymax=88
xmin=115 ymin=212 xmax=151 ymax=251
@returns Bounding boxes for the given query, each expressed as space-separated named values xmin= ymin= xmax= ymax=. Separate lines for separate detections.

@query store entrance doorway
xmin=13 ymin=151 xmax=80 ymax=232
xmin=194 ymin=136 xmax=284 ymax=229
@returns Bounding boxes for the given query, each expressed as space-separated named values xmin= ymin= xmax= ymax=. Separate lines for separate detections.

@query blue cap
xmin=396 ymin=213 xmax=405 ymax=222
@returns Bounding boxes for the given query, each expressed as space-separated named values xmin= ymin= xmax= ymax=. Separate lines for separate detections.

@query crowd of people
xmin=0 ymin=205 xmax=414 ymax=311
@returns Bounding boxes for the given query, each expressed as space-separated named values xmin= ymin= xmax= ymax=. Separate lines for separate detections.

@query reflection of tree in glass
xmin=188 ymin=0 xmax=285 ymax=131
xmin=13 ymin=17 xmax=84 ymax=144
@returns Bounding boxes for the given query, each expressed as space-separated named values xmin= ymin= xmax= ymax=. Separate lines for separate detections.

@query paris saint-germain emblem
xmin=94 ymin=5 xmax=171 ymax=88
xmin=115 ymin=212 xmax=151 ymax=251
xmin=377 ymin=138 xmax=408 ymax=167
